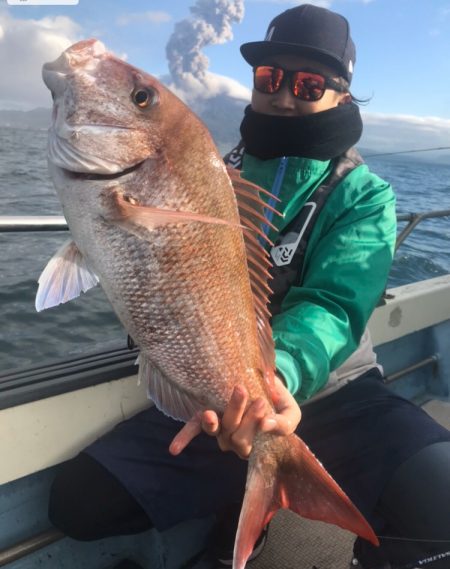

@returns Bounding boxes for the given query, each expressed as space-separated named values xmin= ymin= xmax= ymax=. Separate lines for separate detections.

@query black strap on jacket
xmin=223 ymin=140 xmax=246 ymax=170
xmin=224 ymin=143 xmax=364 ymax=318
xmin=268 ymin=147 xmax=363 ymax=316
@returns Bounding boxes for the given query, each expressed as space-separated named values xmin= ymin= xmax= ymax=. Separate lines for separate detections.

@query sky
xmin=1 ymin=0 xmax=450 ymax=154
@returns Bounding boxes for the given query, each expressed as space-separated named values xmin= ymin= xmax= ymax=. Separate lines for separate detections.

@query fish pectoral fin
xmin=106 ymin=190 xmax=241 ymax=234
xmin=233 ymin=433 xmax=379 ymax=569
xmin=35 ymin=239 xmax=99 ymax=311
xmin=139 ymin=354 xmax=205 ymax=424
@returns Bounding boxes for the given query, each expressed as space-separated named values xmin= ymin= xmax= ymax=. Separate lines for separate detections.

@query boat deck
xmin=244 ymin=512 xmax=355 ymax=569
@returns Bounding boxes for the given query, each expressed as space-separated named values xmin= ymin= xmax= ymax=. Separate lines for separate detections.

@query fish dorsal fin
xmin=35 ymin=239 xmax=99 ymax=312
xmin=227 ymin=166 xmax=281 ymax=401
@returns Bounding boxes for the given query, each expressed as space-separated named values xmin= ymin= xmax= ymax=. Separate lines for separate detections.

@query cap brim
xmin=240 ymin=41 xmax=348 ymax=80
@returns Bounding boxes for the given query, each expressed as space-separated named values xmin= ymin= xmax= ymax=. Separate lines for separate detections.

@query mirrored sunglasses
xmin=253 ymin=65 xmax=346 ymax=102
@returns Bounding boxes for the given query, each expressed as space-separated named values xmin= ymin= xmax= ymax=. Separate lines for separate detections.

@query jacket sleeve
xmin=273 ymin=171 xmax=397 ymax=402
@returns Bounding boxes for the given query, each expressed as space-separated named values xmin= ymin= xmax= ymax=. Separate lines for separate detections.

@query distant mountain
xmin=192 ymin=94 xmax=247 ymax=155
xmin=2 ymin=102 xmax=448 ymax=166
xmin=0 ymin=95 xmax=247 ymax=153
xmin=0 ymin=108 xmax=51 ymax=129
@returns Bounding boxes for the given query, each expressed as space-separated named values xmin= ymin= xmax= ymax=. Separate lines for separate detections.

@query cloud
xmin=360 ymin=112 xmax=450 ymax=159
xmin=0 ymin=11 xmax=80 ymax=110
xmin=165 ymin=72 xmax=251 ymax=104
xmin=429 ymin=6 xmax=450 ymax=36
xmin=116 ymin=11 xmax=172 ymax=27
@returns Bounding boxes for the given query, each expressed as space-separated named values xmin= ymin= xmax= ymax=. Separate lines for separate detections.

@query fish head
xmin=42 ymin=39 xmax=178 ymax=179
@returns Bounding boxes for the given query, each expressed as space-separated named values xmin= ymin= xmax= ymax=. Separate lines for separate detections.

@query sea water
xmin=0 ymin=127 xmax=449 ymax=373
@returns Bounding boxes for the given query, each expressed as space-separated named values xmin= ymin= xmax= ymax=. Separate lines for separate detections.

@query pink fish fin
xmin=35 ymin=239 xmax=99 ymax=312
xmin=139 ymin=354 xmax=205 ymax=423
xmin=227 ymin=166 xmax=282 ymax=402
xmin=227 ymin=166 xmax=282 ymax=204
xmin=233 ymin=433 xmax=378 ymax=569
xmin=106 ymin=190 xmax=242 ymax=235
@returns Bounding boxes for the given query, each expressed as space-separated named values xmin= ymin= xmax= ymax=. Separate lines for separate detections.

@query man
xmin=49 ymin=5 xmax=450 ymax=569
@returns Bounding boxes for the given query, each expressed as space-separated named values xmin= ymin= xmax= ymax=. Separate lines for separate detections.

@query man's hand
xmin=169 ymin=376 xmax=301 ymax=459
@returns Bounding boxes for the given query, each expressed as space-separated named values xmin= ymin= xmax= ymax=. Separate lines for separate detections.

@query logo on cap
xmin=265 ymin=26 xmax=275 ymax=41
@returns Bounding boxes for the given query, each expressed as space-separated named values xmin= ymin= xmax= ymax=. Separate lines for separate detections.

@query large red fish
xmin=38 ymin=39 xmax=377 ymax=569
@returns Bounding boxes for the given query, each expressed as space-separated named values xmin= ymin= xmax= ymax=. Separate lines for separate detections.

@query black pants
xmin=354 ymin=441 xmax=450 ymax=568
xmin=48 ymin=452 xmax=152 ymax=541
xmin=48 ymin=372 xmax=450 ymax=568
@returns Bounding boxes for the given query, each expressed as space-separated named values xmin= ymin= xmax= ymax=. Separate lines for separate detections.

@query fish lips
xmin=42 ymin=39 xmax=106 ymax=95
xmin=57 ymin=159 xmax=145 ymax=181
xmin=47 ymin=124 xmax=146 ymax=180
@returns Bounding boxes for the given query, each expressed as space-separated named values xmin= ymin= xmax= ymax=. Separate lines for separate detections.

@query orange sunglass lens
xmin=292 ymin=72 xmax=326 ymax=101
xmin=254 ymin=66 xmax=284 ymax=93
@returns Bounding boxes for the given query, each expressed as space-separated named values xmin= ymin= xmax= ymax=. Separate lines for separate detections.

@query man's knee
xmin=48 ymin=452 xmax=151 ymax=541
xmin=357 ymin=441 xmax=450 ymax=567
xmin=381 ymin=441 xmax=450 ymax=537
xmin=48 ymin=453 xmax=104 ymax=540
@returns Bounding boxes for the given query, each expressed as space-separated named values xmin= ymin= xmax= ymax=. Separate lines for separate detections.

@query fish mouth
xmin=43 ymin=39 xmax=106 ymax=89
xmin=47 ymin=120 xmax=144 ymax=175
xmin=60 ymin=159 xmax=145 ymax=181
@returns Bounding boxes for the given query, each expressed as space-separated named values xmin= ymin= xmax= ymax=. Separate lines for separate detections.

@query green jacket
xmin=240 ymin=152 xmax=397 ymax=403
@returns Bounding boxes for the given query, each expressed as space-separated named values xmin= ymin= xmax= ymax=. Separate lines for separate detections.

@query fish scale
xmin=106 ymin=222 xmax=261 ymax=403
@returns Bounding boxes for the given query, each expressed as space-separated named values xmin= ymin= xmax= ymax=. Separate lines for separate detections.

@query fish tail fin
xmin=233 ymin=432 xmax=378 ymax=569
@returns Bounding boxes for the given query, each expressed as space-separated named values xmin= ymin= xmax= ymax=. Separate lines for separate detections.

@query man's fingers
xmin=260 ymin=377 xmax=301 ymax=435
xmin=229 ymin=398 xmax=267 ymax=458
xmin=169 ymin=412 xmax=202 ymax=456
xmin=221 ymin=385 xmax=248 ymax=434
xmin=170 ymin=378 xmax=301 ymax=458
xmin=260 ymin=413 xmax=297 ymax=435
xmin=201 ymin=410 xmax=220 ymax=436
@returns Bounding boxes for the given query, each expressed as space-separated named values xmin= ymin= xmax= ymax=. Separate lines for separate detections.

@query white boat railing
xmin=0 ymin=216 xmax=68 ymax=232
xmin=1 ymin=210 xmax=449 ymax=248
xmin=396 ymin=209 xmax=450 ymax=250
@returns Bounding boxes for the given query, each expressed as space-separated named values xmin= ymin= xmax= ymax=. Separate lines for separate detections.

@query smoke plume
xmin=165 ymin=0 xmax=249 ymax=102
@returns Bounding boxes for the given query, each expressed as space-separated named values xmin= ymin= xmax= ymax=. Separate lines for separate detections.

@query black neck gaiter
xmin=239 ymin=102 xmax=363 ymax=161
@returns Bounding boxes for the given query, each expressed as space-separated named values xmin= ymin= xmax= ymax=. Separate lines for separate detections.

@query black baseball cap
xmin=240 ymin=4 xmax=356 ymax=83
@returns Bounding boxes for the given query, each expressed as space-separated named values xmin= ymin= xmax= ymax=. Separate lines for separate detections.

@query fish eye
xmin=132 ymin=88 xmax=158 ymax=109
